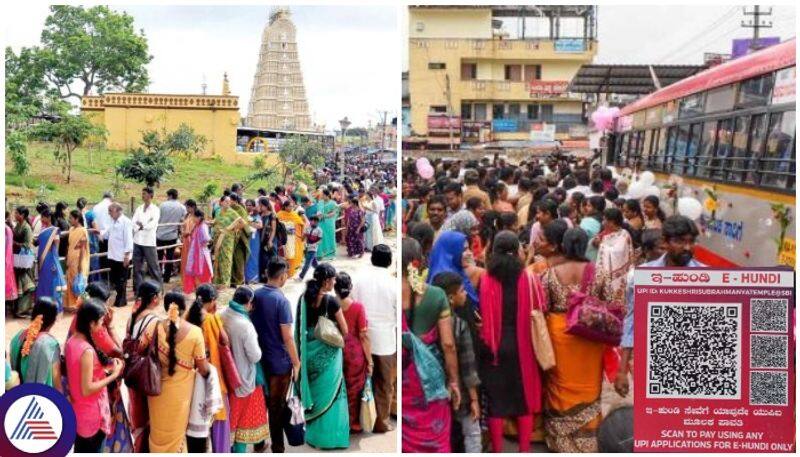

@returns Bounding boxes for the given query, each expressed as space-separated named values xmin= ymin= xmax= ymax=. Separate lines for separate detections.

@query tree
xmin=37 ymin=5 xmax=152 ymax=101
xmin=116 ymin=124 xmax=207 ymax=187
xmin=32 ymin=112 xmax=107 ymax=183
xmin=277 ymin=136 xmax=325 ymax=184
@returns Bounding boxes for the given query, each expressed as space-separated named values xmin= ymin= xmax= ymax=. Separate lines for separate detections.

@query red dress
xmin=342 ymin=301 xmax=368 ymax=431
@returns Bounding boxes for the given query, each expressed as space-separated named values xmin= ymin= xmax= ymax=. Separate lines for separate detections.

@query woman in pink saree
xmin=6 ymin=224 xmax=18 ymax=301
xmin=401 ymin=238 xmax=459 ymax=453
xmin=183 ymin=209 xmax=213 ymax=294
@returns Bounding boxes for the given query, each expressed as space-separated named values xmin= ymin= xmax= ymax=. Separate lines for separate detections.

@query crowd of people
xmin=5 ymin=164 xmax=398 ymax=452
xmin=400 ymin=152 xmax=704 ymax=453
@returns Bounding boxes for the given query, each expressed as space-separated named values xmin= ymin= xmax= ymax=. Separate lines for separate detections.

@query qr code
xmin=750 ymin=299 xmax=789 ymax=333
xmin=647 ymin=303 xmax=740 ymax=399
xmin=750 ymin=335 xmax=788 ymax=369
xmin=750 ymin=371 xmax=788 ymax=406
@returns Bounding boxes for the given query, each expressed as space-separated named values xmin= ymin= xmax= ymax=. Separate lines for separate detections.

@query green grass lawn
xmin=6 ymin=142 xmax=283 ymax=209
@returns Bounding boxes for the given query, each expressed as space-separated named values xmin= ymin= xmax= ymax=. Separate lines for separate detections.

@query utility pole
xmin=445 ymin=73 xmax=454 ymax=152
xmin=378 ymin=110 xmax=388 ymax=151
xmin=742 ymin=6 xmax=773 ymax=51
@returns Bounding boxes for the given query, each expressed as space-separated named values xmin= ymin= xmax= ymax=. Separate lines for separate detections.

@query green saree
xmin=9 ymin=329 xmax=60 ymax=387
xmin=212 ymin=206 xmax=251 ymax=287
xmin=231 ymin=203 xmax=252 ymax=286
xmin=296 ymin=298 xmax=350 ymax=450
xmin=317 ymin=200 xmax=339 ymax=260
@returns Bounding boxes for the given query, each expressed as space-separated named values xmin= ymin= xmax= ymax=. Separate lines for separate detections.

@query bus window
xmin=653 ymin=128 xmax=667 ymax=171
xmin=686 ymin=123 xmax=702 ymax=175
xmin=745 ymin=113 xmax=768 ymax=185
xmin=647 ymin=128 xmax=660 ymax=169
xmin=696 ymin=120 xmax=718 ymax=178
xmin=679 ymin=93 xmax=705 ymax=119
xmin=673 ymin=123 xmax=691 ymax=174
xmin=631 ymin=130 xmax=643 ymax=168
xmin=714 ymin=119 xmax=733 ymax=180
xmin=618 ymin=133 xmax=629 ymax=167
xmin=761 ymin=111 xmax=796 ymax=189
xmin=728 ymin=116 xmax=751 ymax=182
xmin=664 ymin=126 xmax=677 ymax=173
xmin=736 ymin=73 xmax=774 ymax=108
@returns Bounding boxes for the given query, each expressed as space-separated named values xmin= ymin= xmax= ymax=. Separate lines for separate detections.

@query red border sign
xmin=633 ymin=267 xmax=795 ymax=453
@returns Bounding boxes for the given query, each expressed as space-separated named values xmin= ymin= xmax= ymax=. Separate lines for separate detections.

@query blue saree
xmin=36 ymin=226 xmax=66 ymax=311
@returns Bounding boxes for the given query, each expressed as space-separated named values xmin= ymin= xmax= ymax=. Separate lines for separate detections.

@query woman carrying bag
xmin=295 ymin=263 xmax=350 ymax=449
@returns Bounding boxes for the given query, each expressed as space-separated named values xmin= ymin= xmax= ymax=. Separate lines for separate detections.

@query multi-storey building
xmin=246 ymin=7 xmax=312 ymax=131
xmin=407 ymin=5 xmax=598 ymax=148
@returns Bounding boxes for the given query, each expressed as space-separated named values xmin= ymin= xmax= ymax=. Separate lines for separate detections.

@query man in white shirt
xmin=351 ymin=244 xmax=396 ymax=433
xmin=131 ymin=187 xmax=162 ymax=292
xmin=100 ymin=203 xmax=134 ymax=307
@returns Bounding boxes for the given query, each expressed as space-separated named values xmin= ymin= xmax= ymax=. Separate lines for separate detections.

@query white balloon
xmin=677 ymin=197 xmax=703 ymax=220
xmin=640 ymin=171 xmax=656 ymax=186
xmin=644 ymin=185 xmax=660 ymax=198
xmin=628 ymin=181 xmax=646 ymax=199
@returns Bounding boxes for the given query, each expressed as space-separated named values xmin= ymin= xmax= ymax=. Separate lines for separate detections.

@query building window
xmin=461 ymin=63 xmax=477 ymax=80
xmin=760 ymin=111 xmax=795 ymax=189
xmin=527 ymin=104 xmax=540 ymax=120
xmin=504 ymin=65 xmax=522 ymax=82
xmin=737 ymin=73 xmax=774 ymax=107
xmin=474 ymin=103 xmax=487 ymax=121
xmin=492 ymin=103 xmax=505 ymax=119
xmin=524 ymin=65 xmax=542 ymax=81
xmin=428 ymin=62 xmax=446 ymax=70
xmin=430 ymin=105 xmax=447 ymax=113
xmin=461 ymin=103 xmax=472 ymax=120
xmin=508 ymin=103 xmax=521 ymax=118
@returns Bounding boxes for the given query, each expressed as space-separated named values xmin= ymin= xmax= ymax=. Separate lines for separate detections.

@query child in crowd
xmin=297 ymin=215 xmax=323 ymax=280
xmin=431 ymin=271 xmax=482 ymax=453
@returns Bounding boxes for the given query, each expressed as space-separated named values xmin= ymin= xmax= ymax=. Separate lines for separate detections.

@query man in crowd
xmin=427 ymin=195 xmax=448 ymax=237
xmin=100 ymin=202 xmax=133 ymax=307
xmin=131 ymin=187 xmax=162 ymax=292
xmin=250 ymin=257 xmax=300 ymax=453
xmin=351 ymin=244 xmax=397 ymax=433
xmin=443 ymin=182 xmax=464 ymax=217
xmin=156 ymin=188 xmax=186 ymax=284
xmin=462 ymin=169 xmax=491 ymax=210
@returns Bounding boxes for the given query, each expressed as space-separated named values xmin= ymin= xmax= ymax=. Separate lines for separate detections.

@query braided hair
xmin=186 ymin=283 xmax=216 ymax=328
xmin=129 ymin=279 xmax=161 ymax=335
xmin=163 ymin=291 xmax=187 ymax=376
xmin=76 ymin=298 xmax=110 ymax=366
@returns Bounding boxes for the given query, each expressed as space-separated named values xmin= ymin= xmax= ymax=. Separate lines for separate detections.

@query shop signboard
xmin=731 ymin=37 xmax=781 ymax=59
xmin=529 ymin=80 xmax=569 ymax=96
xmin=633 ymin=267 xmax=795 ymax=453
xmin=555 ymin=38 xmax=585 ymax=53
xmin=492 ymin=118 xmax=518 ymax=132
xmin=530 ymin=122 xmax=555 ymax=141
xmin=771 ymin=67 xmax=796 ymax=105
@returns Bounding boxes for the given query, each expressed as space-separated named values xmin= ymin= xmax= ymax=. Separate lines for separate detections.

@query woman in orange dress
xmin=65 ymin=210 xmax=90 ymax=311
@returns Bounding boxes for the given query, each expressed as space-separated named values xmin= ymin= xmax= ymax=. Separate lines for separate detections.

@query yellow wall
xmin=409 ymin=8 xmax=492 ymax=39
xmin=81 ymin=93 xmax=265 ymax=165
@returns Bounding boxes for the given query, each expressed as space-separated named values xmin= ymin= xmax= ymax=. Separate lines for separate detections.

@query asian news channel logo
xmin=0 ymin=384 xmax=76 ymax=457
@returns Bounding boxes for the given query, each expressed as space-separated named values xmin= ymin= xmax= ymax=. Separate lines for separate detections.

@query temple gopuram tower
xmin=246 ymin=7 xmax=312 ymax=130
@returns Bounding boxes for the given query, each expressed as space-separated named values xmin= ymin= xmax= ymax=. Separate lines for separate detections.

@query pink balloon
xmin=419 ymin=164 xmax=434 ymax=180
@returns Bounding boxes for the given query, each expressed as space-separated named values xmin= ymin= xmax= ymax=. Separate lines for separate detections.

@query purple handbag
xmin=565 ymin=263 xmax=624 ymax=345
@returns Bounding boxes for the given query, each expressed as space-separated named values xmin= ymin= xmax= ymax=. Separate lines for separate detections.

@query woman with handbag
xmin=183 ymin=209 xmax=214 ymax=294
xmin=344 ymin=196 xmax=365 ymax=258
xmin=334 ymin=272 xmax=372 ymax=433
xmin=8 ymin=297 xmax=62 ymax=390
xmin=12 ymin=206 xmax=37 ymax=318
xmin=142 ymin=291 xmax=209 ymax=452
xmin=220 ymin=286 xmax=270 ymax=453
xmin=541 ymin=227 xmax=613 ymax=452
xmin=477 ymin=231 xmax=542 ymax=453
xmin=65 ymin=210 xmax=90 ymax=311
xmin=401 ymin=238 xmax=458 ymax=453
xmin=185 ymin=283 xmax=232 ymax=453
xmin=66 ymin=298 xmax=124 ymax=452
xmin=296 ymin=263 xmax=350 ymax=449
xmin=35 ymin=208 xmax=67 ymax=312
xmin=125 ymin=279 xmax=162 ymax=452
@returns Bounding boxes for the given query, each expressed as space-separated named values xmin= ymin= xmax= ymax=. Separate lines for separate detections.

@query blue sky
xmin=7 ymin=5 xmax=399 ymax=131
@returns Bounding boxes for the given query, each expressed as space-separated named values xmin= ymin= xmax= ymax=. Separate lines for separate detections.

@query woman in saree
xmin=277 ymin=198 xmax=306 ymax=277
xmin=596 ymin=208 xmax=635 ymax=301
xmin=230 ymin=195 xmax=253 ymax=286
xmin=296 ymin=263 xmax=350 ymax=449
xmin=184 ymin=284 xmax=230 ymax=452
xmin=36 ymin=208 xmax=67 ymax=312
xmin=334 ymin=272 xmax=372 ymax=433
xmin=478 ymin=231 xmax=543 ymax=452
xmin=344 ymin=196 xmax=365 ymax=258
xmin=221 ymin=287 xmax=270 ymax=452
xmin=183 ymin=209 xmax=213 ymax=294
xmin=6 ymin=222 xmax=18 ymax=303
xmin=125 ymin=279 xmax=162 ymax=452
xmin=142 ymin=290 xmax=210 ymax=453
xmin=385 ymin=188 xmax=397 ymax=231
xmin=12 ymin=207 xmax=36 ymax=317
xmin=9 ymin=297 xmax=62 ymax=390
xmin=65 ymin=210 xmax=90 ymax=311
xmin=212 ymin=195 xmax=248 ymax=288
xmin=316 ymin=190 xmax=339 ymax=260
xmin=244 ymin=198 xmax=263 ymax=284
xmin=364 ymin=191 xmax=385 ymax=252
xmin=401 ymin=238 xmax=459 ymax=453
xmin=542 ymin=228 xmax=613 ymax=452
xmin=83 ymin=207 xmax=102 ymax=283
xmin=180 ymin=200 xmax=198 ymax=290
